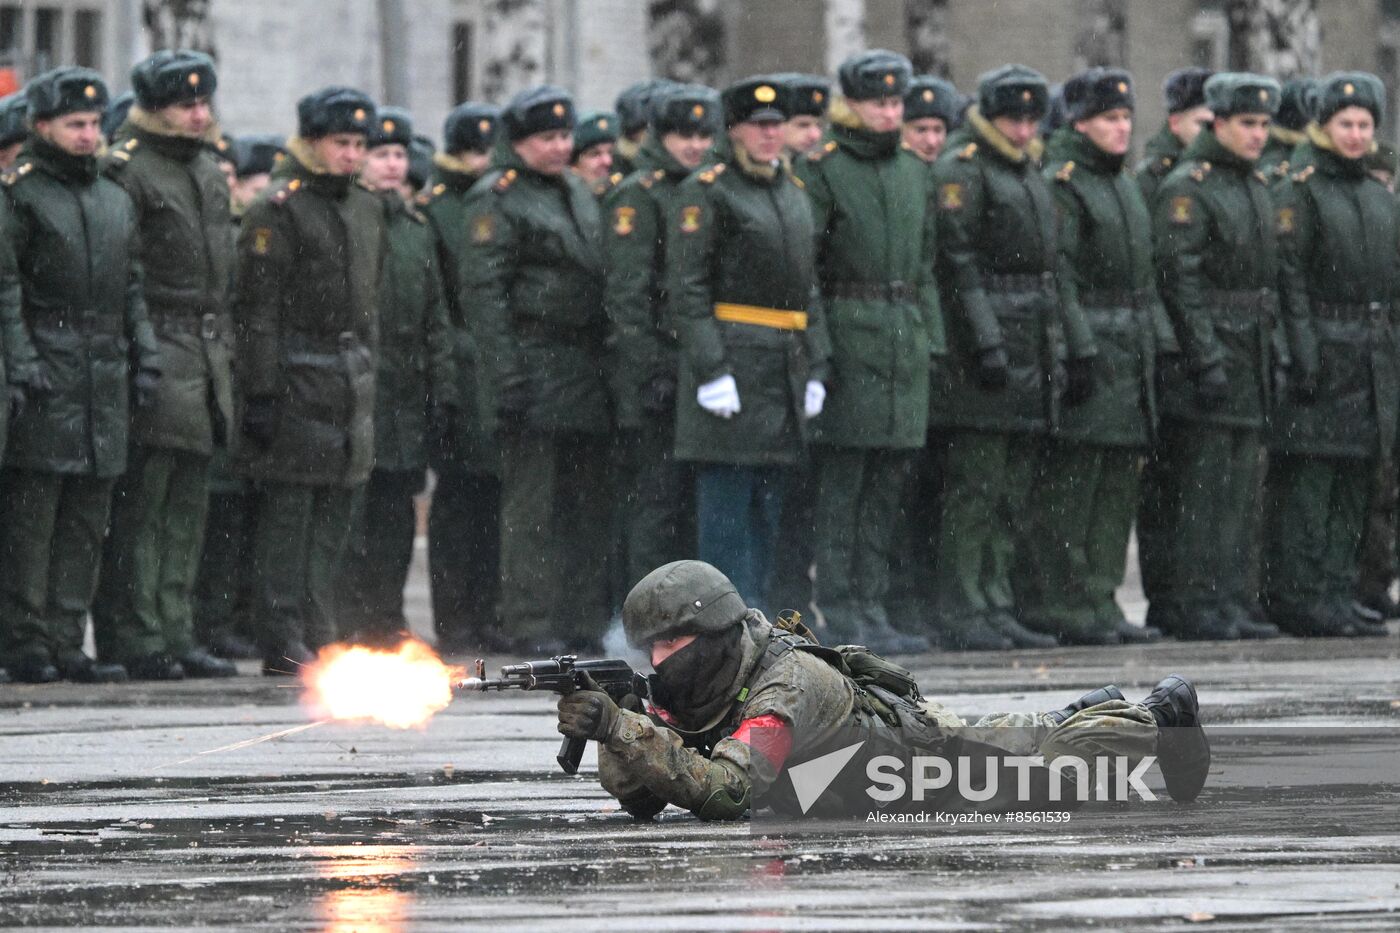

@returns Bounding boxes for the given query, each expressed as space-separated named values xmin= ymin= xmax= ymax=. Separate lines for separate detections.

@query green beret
xmin=297 ymin=86 xmax=375 ymax=138
xmin=723 ymin=76 xmax=787 ymax=126
xmin=1062 ymin=67 xmax=1134 ymax=123
xmin=233 ymin=133 xmax=285 ymax=177
xmin=443 ymin=102 xmax=500 ymax=153
xmin=503 ymin=85 xmax=575 ymax=141
xmin=131 ymin=50 xmax=217 ymax=110
xmin=616 ymin=79 xmax=677 ymax=136
xmin=0 ymin=92 xmax=26 ymax=148
xmin=650 ymin=83 xmax=721 ymax=135
xmin=977 ymin=64 xmax=1049 ymax=120
xmin=839 ymin=49 xmax=912 ymax=101
xmin=26 ymin=67 xmax=108 ymax=121
xmin=571 ymin=110 xmax=618 ymax=160
xmin=1276 ymin=77 xmax=1318 ymax=130
xmin=1315 ymin=71 xmax=1384 ymax=129
xmin=904 ymin=76 xmax=960 ymax=124
xmin=764 ymin=73 xmax=830 ymax=118
xmin=1203 ymin=72 xmax=1280 ymax=118
xmin=367 ymin=105 xmax=414 ymax=149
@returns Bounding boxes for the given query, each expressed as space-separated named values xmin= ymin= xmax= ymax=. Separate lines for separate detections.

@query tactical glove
xmin=241 ymin=395 xmax=280 ymax=449
xmin=975 ymin=346 xmax=1009 ymax=391
xmin=1063 ymin=356 xmax=1096 ymax=407
xmin=556 ymin=673 xmax=621 ymax=741
xmin=1192 ymin=363 xmax=1229 ymax=411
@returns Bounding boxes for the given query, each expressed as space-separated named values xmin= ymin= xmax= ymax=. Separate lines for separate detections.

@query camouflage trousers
xmin=918 ymin=697 xmax=1159 ymax=766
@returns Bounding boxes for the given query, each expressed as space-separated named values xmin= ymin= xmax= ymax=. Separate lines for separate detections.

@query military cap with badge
xmin=367 ymin=105 xmax=414 ymax=149
xmin=764 ymin=72 xmax=830 ymax=118
xmin=1061 ymin=67 xmax=1135 ymax=122
xmin=977 ymin=63 xmax=1050 ymax=120
xmin=839 ymin=49 xmax=912 ymax=100
xmin=572 ymin=109 xmax=619 ymax=160
xmin=503 ymin=84 xmax=576 ymax=140
xmin=1203 ymin=72 xmax=1281 ymax=117
xmin=233 ymin=133 xmax=285 ymax=178
xmin=650 ymin=83 xmax=722 ymax=136
xmin=904 ymin=75 xmax=961 ymax=124
xmin=131 ymin=49 xmax=217 ymax=110
xmin=723 ymin=76 xmax=788 ymax=126
xmin=0 ymin=92 xmax=28 ymax=151
xmin=297 ymin=86 xmax=376 ymax=138
xmin=27 ymin=66 xmax=110 ymax=120
xmin=444 ymin=101 xmax=501 ymax=153
xmin=1314 ymin=71 xmax=1385 ymax=127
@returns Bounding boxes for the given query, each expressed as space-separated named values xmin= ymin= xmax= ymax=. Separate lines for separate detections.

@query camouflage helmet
xmin=622 ymin=560 xmax=748 ymax=649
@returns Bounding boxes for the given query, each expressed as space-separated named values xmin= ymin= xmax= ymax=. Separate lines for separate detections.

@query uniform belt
xmin=985 ymin=271 xmax=1054 ymax=293
xmin=1079 ymin=287 xmax=1154 ymax=309
xmin=151 ymin=312 xmax=222 ymax=339
xmin=827 ymin=281 xmax=917 ymax=303
xmin=713 ymin=302 xmax=808 ymax=331
xmin=29 ymin=314 xmax=123 ymax=335
xmin=1312 ymin=299 xmax=1390 ymax=321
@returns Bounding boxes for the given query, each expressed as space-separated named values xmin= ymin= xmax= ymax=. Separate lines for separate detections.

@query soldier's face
xmin=1169 ymin=105 xmax=1213 ymax=147
xmin=311 ymin=132 xmax=367 ymax=176
xmin=1214 ymin=113 xmax=1271 ymax=162
xmin=514 ymin=128 xmax=573 ymax=176
xmin=902 ymin=117 xmax=947 ymax=162
xmin=850 ymin=96 xmax=904 ymax=133
xmin=362 ymin=143 xmax=409 ymax=192
xmin=730 ymin=120 xmax=786 ymax=163
xmin=661 ymin=131 xmax=713 ymax=170
xmin=35 ymin=111 xmax=102 ymax=156
xmin=1324 ymin=106 xmax=1375 ymax=161
xmin=784 ymin=115 xmax=824 ymax=154
xmin=650 ymin=633 xmax=697 ymax=668
xmin=991 ymin=114 xmax=1039 ymax=151
xmin=159 ymin=97 xmax=213 ymax=137
xmin=451 ymin=149 xmax=492 ymax=174
xmin=1075 ymin=107 xmax=1133 ymax=157
xmin=572 ymin=141 xmax=614 ymax=183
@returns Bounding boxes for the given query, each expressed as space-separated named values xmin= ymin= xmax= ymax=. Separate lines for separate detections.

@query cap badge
xmin=923 ymin=89 xmax=935 ymax=102
xmin=353 ymin=108 xmax=366 ymax=122
xmin=1117 ymin=81 xmax=1128 ymax=93
xmin=754 ymin=85 xmax=777 ymax=103
xmin=382 ymin=119 xmax=394 ymax=132
xmin=598 ymin=118 xmax=609 ymax=130
xmin=478 ymin=118 xmax=491 ymax=133
xmin=552 ymin=102 xmax=566 ymax=117
xmin=883 ymin=74 xmax=896 ymax=86
xmin=1344 ymin=82 xmax=1356 ymax=95
xmin=813 ymin=91 xmax=824 ymax=103
xmin=1258 ymin=89 xmax=1268 ymax=102
xmin=1022 ymin=90 xmax=1032 ymax=102
xmin=84 ymin=84 xmax=97 ymax=99
xmin=692 ymin=104 xmax=705 ymax=118
xmin=189 ymin=72 xmax=201 ymax=87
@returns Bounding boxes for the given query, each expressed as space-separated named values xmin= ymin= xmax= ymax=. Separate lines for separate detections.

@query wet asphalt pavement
xmin=4 ymin=547 xmax=1400 ymax=930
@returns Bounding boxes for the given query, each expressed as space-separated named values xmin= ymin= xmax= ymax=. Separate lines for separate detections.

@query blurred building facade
xmin=0 ymin=1 xmax=1395 ymax=149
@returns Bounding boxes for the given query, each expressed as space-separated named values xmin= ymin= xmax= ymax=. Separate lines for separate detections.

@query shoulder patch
xmin=679 ymin=204 xmax=702 ymax=234
xmin=1054 ymin=160 xmax=1076 ymax=183
xmin=471 ymin=211 xmax=496 ymax=243
xmin=1292 ymin=165 xmax=1315 ymax=183
xmin=613 ymin=205 xmax=637 ymax=236
xmin=958 ymin=142 xmax=978 ymax=160
xmin=492 ymin=168 xmax=518 ymax=194
xmin=1170 ymin=194 xmax=1194 ymax=225
xmin=1276 ymin=205 xmax=1295 ymax=234
xmin=939 ymin=182 xmax=965 ymax=211
xmin=251 ymin=226 xmax=274 ymax=255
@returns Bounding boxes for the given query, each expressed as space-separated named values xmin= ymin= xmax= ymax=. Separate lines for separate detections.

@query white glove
xmin=804 ymin=380 xmax=826 ymax=419
xmin=697 ymin=374 xmax=741 ymax=419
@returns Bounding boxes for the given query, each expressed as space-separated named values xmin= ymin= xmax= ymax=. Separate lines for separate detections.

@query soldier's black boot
xmin=931 ymin=612 xmax=1013 ymax=651
xmin=861 ymin=604 xmax=930 ymax=655
xmin=11 ymin=651 xmax=60 ymax=684
xmin=1141 ymin=674 xmax=1210 ymax=803
xmin=180 ymin=647 xmax=238 ymax=678
xmin=1227 ymin=601 xmax=1280 ymax=639
xmin=1344 ymin=599 xmax=1391 ymax=638
xmin=1045 ymin=685 xmax=1125 ymax=725
xmin=1172 ymin=601 xmax=1241 ymax=641
xmin=56 ymin=653 xmax=129 ymax=684
xmin=0 ymin=666 xmax=9 ymax=684
xmin=127 ymin=653 xmax=185 ymax=681
xmin=988 ymin=610 xmax=1059 ymax=649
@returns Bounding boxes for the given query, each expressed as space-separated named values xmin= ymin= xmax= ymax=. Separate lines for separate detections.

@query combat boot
xmin=861 ymin=604 xmax=930 ymax=655
xmin=11 ymin=652 xmax=60 ymax=684
xmin=0 ymin=667 xmax=8 ymax=684
xmin=1270 ymin=599 xmax=1357 ymax=637
xmin=127 ymin=653 xmax=186 ymax=681
xmin=56 ymin=653 xmax=129 ymax=684
xmin=930 ymin=613 xmax=1013 ymax=651
xmin=988 ymin=610 xmax=1059 ymax=649
xmin=1045 ymin=684 xmax=1125 ymax=725
xmin=1141 ymin=674 xmax=1210 ymax=803
xmin=1169 ymin=602 xmax=1240 ymax=641
xmin=180 ymin=647 xmax=239 ymax=678
xmin=1345 ymin=600 xmax=1392 ymax=638
xmin=1227 ymin=601 xmax=1279 ymax=639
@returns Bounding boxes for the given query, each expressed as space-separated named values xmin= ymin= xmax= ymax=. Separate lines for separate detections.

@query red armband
xmin=731 ymin=714 xmax=793 ymax=770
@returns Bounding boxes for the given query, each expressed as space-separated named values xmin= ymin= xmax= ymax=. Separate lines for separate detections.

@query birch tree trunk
xmin=1227 ymin=0 xmax=1321 ymax=78
xmin=481 ymin=0 xmax=548 ymax=103
xmin=142 ymin=0 xmax=215 ymax=57
xmin=648 ymin=0 xmax=726 ymax=85
xmin=824 ymin=0 xmax=865 ymax=76
xmin=906 ymin=0 xmax=952 ymax=78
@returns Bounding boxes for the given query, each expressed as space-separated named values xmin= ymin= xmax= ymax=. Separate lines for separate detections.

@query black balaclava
xmin=652 ymin=624 xmax=745 ymax=729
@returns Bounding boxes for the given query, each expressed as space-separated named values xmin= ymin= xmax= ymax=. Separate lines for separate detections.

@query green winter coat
xmin=104 ymin=110 xmax=235 ymax=456
xmin=233 ymin=139 xmax=385 ymax=487
xmin=1045 ymin=128 xmax=1174 ymax=447
xmin=665 ymin=150 xmax=830 ymax=466
xmin=796 ymin=113 xmax=944 ymax=450
xmin=0 ymin=200 xmax=24 ymax=466
xmin=1271 ymin=129 xmax=1400 ymax=459
xmin=1153 ymin=129 xmax=1293 ymax=429
xmin=1258 ymin=125 xmax=1307 ymax=178
xmin=602 ymin=137 xmax=687 ymax=430
xmin=420 ymin=156 xmax=496 ymax=474
xmin=459 ymin=147 xmax=610 ymax=436
xmin=929 ymin=107 xmax=1074 ymax=435
xmin=1 ymin=137 xmax=158 ymax=477
xmin=1134 ymin=124 xmax=1184 ymax=207
xmin=372 ymin=191 xmax=457 ymax=472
